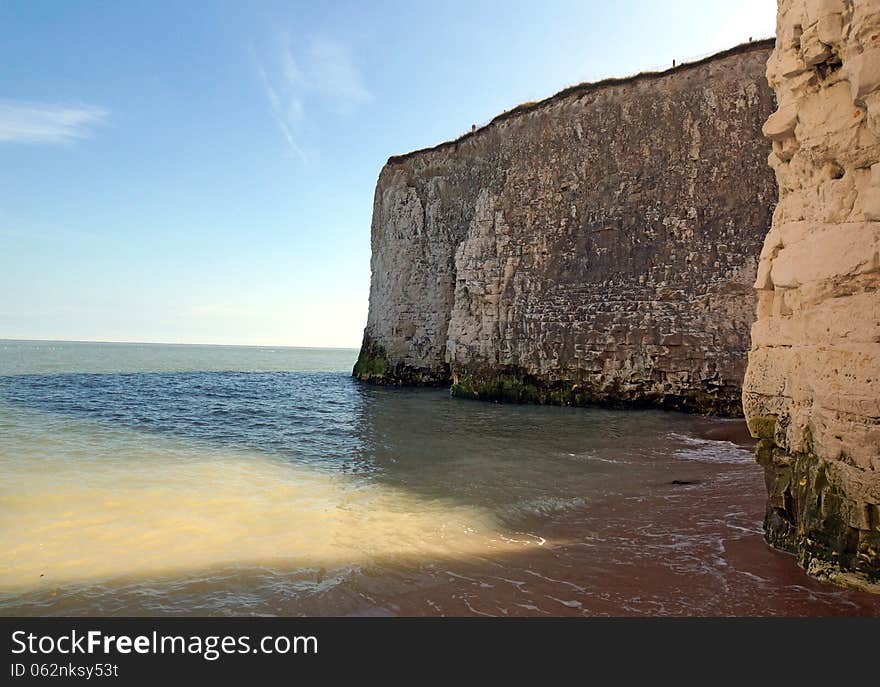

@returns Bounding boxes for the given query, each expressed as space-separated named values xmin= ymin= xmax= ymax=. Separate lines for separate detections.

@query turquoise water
xmin=1 ymin=339 xmax=878 ymax=616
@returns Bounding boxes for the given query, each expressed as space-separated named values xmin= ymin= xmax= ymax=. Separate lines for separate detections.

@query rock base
xmin=761 ymin=447 xmax=880 ymax=593
xmin=352 ymin=335 xmax=449 ymax=386
xmin=450 ymin=369 xmax=742 ymax=415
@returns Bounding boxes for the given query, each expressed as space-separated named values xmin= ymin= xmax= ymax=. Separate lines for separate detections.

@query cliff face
xmin=356 ymin=42 xmax=776 ymax=415
xmin=743 ymin=0 xmax=880 ymax=591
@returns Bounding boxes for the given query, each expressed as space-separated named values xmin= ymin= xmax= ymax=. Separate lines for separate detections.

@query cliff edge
xmin=743 ymin=0 xmax=880 ymax=591
xmin=356 ymin=41 xmax=776 ymax=415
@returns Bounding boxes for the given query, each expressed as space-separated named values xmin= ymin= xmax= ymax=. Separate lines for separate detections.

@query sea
xmin=1 ymin=339 xmax=878 ymax=616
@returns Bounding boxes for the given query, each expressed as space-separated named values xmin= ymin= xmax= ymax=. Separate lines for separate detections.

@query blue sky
xmin=0 ymin=1 xmax=776 ymax=348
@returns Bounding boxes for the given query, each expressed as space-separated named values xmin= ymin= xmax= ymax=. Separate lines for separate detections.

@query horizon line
xmin=0 ymin=337 xmax=360 ymax=351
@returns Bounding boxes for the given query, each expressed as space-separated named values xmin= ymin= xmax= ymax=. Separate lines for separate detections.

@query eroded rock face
xmin=356 ymin=42 xmax=777 ymax=415
xmin=743 ymin=0 xmax=880 ymax=591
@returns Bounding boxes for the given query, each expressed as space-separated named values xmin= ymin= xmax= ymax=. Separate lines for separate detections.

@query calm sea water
xmin=1 ymin=339 xmax=878 ymax=616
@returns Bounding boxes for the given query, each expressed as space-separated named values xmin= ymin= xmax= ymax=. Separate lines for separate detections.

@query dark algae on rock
xmin=753 ymin=415 xmax=880 ymax=592
xmin=353 ymin=334 xmax=449 ymax=386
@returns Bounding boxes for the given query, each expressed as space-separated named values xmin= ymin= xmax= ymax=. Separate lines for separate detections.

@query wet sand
xmin=697 ymin=419 xmax=757 ymax=447
xmin=374 ymin=456 xmax=880 ymax=617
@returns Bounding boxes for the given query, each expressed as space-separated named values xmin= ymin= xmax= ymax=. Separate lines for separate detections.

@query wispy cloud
xmin=0 ymin=100 xmax=107 ymax=144
xmin=307 ymin=38 xmax=371 ymax=104
xmin=252 ymin=33 xmax=371 ymax=160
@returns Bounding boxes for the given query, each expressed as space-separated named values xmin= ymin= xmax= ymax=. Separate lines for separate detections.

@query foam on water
xmin=666 ymin=432 xmax=755 ymax=464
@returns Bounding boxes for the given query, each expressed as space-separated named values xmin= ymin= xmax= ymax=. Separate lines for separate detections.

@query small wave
xmin=507 ymin=495 xmax=590 ymax=519
xmin=563 ymin=451 xmax=627 ymax=465
xmin=666 ymin=433 xmax=754 ymax=465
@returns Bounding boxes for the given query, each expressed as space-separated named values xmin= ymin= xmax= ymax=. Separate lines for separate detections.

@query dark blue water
xmin=0 ymin=371 xmax=365 ymax=468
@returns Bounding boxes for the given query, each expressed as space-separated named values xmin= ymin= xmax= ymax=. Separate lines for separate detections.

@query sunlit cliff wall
xmin=744 ymin=0 xmax=880 ymax=590
xmin=355 ymin=41 xmax=776 ymax=416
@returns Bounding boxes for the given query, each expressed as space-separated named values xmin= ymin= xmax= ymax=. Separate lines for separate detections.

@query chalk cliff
xmin=356 ymin=41 xmax=776 ymax=415
xmin=744 ymin=0 xmax=880 ymax=591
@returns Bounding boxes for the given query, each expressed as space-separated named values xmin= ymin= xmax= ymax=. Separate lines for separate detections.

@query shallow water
xmin=1 ymin=340 xmax=878 ymax=616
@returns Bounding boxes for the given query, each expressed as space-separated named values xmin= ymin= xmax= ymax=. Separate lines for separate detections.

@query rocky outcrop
xmin=743 ymin=0 xmax=880 ymax=591
xmin=356 ymin=41 xmax=776 ymax=415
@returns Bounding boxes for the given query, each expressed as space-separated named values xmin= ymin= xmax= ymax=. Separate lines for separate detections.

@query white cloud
xmin=0 ymin=100 xmax=107 ymax=144
xmin=308 ymin=37 xmax=371 ymax=104
xmin=252 ymin=33 xmax=370 ymax=160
